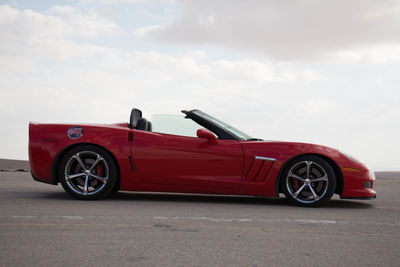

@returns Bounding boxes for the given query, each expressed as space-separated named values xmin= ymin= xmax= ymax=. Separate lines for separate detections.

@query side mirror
xmin=197 ymin=129 xmax=218 ymax=145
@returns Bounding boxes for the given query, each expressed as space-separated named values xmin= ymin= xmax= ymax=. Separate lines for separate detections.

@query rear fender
xmin=29 ymin=123 xmax=134 ymax=186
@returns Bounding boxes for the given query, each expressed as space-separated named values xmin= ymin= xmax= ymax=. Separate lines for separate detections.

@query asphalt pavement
xmin=0 ymin=170 xmax=399 ymax=266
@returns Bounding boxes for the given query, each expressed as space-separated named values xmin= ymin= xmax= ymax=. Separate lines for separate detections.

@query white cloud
xmin=80 ymin=0 xmax=145 ymax=4
xmin=0 ymin=4 xmax=121 ymax=40
xmin=333 ymin=44 xmax=400 ymax=63
xmin=139 ymin=0 xmax=400 ymax=60
xmin=133 ymin=24 xmax=164 ymax=37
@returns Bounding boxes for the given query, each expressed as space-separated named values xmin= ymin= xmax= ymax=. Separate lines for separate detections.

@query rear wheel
xmin=59 ymin=145 xmax=118 ymax=200
xmin=282 ymin=155 xmax=336 ymax=207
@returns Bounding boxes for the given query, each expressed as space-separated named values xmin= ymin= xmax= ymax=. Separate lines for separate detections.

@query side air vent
xmin=244 ymin=156 xmax=275 ymax=183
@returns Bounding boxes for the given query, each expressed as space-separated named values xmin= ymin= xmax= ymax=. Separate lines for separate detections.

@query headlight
xmin=369 ymin=170 xmax=376 ymax=180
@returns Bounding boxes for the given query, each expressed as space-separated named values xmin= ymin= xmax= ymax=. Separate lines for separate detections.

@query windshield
xmin=151 ymin=114 xmax=199 ymax=137
xmin=192 ymin=110 xmax=253 ymax=140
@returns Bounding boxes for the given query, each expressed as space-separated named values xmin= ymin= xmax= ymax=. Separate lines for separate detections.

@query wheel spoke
xmin=306 ymin=161 xmax=312 ymax=179
xmin=74 ymin=153 xmax=87 ymax=171
xmin=311 ymin=175 xmax=328 ymax=183
xmin=82 ymin=175 xmax=89 ymax=195
xmin=294 ymin=184 xmax=306 ymax=197
xmin=89 ymin=173 xmax=108 ymax=184
xmin=89 ymin=155 xmax=103 ymax=172
xmin=285 ymin=159 xmax=331 ymax=205
xmin=66 ymin=173 xmax=85 ymax=181
xmin=309 ymin=185 xmax=319 ymax=200
xmin=288 ymin=171 xmax=305 ymax=182
xmin=64 ymin=150 xmax=110 ymax=197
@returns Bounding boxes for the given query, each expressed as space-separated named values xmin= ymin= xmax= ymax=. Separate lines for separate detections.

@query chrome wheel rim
xmin=286 ymin=161 xmax=329 ymax=204
xmin=64 ymin=151 xmax=109 ymax=196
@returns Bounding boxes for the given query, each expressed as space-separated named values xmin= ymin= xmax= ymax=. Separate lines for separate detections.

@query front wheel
xmin=282 ymin=155 xmax=336 ymax=207
xmin=59 ymin=145 xmax=118 ymax=200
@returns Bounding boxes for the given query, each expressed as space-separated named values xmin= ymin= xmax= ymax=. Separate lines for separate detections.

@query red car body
xmin=29 ymin=109 xmax=376 ymax=205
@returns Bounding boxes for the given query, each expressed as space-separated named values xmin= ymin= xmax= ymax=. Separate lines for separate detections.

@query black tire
xmin=281 ymin=155 xmax=336 ymax=207
xmin=59 ymin=145 xmax=118 ymax=200
xmin=110 ymin=183 xmax=120 ymax=194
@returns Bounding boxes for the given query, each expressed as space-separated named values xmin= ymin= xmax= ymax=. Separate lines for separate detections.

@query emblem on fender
xmin=67 ymin=127 xmax=84 ymax=139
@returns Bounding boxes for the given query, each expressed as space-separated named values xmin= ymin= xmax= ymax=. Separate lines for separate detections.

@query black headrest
xmin=129 ymin=108 xmax=142 ymax=129
xmin=136 ymin=118 xmax=148 ymax=131
xmin=147 ymin=121 xmax=152 ymax=132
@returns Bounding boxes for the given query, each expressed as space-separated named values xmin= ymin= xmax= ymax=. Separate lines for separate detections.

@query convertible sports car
xmin=29 ymin=108 xmax=376 ymax=206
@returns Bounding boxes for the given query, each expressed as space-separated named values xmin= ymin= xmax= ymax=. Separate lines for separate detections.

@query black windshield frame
xmin=182 ymin=109 xmax=253 ymax=141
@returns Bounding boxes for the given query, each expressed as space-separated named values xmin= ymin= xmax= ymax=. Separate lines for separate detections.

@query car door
xmin=131 ymin=130 xmax=243 ymax=192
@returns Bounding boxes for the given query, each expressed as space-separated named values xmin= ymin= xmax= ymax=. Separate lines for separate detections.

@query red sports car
xmin=29 ymin=108 xmax=376 ymax=206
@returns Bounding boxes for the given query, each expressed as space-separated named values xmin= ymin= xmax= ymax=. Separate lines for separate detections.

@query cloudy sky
xmin=1 ymin=0 xmax=399 ymax=170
